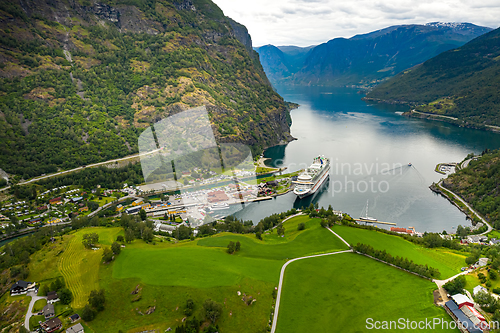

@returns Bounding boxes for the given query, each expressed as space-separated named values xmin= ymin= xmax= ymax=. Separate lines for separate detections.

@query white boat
xmin=208 ymin=202 xmax=229 ymax=211
xmin=359 ymin=200 xmax=377 ymax=222
xmin=293 ymin=156 xmax=330 ymax=199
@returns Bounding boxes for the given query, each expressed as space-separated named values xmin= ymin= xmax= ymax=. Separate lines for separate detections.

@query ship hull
xmin=294 ymin=166 xmax=330 ymax=199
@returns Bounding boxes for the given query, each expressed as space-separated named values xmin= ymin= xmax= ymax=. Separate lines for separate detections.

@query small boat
xmin=408 ymin=162 xmax=412 ymax=166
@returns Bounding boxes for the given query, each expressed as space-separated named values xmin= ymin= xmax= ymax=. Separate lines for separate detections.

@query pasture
xmin=275 ymin=252 xmax=459 ymax=333
xmin=21 ymin=216 xmax=466 ymax=332
xmin=332 ymin=225 xmax=466 ymax=278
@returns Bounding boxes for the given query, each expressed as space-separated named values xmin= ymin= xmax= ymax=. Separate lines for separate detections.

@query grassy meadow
xmin=20 ymin=216 xmax=466 ymax=332
xmin=275 ymin=253 xmax=459 ymax=333
xmin=332 ymin=225 xmax=466 ymax=278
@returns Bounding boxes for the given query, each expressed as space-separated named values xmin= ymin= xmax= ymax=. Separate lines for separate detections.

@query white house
xmin=478 ymin=258 xmax=489 ymax=267
xmin=10 ymin=281 xmax=36 ymax=296
xmin=66 ymin=323 xmax=84 ymax=333
xmin=473 ymin=285 xmax=487 ymax=296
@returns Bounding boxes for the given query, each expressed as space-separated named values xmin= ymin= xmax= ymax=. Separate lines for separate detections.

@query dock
xmin=354 ymin=219 xmax=397 ymax=226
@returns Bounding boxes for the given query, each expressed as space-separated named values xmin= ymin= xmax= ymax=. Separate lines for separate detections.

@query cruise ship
xmin=293 ymin=156 xmax=330 ymax=199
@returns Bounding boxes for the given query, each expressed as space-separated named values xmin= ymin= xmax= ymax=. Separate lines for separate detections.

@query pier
xmin=354 ymin=219 xmax=397 ymax=226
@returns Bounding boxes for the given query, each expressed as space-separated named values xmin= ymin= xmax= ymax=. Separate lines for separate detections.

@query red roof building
xmin=207 ymin=190 xmax=229 ymax=203
xmin=49 ymin=197 xmax=62 ymax=204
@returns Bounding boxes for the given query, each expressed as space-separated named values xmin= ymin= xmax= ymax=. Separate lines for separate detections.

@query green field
xmin=276 ymin=252 xmax=458 ymax=333
xmin=58 ymin=227 xmax=123 ymax=308
xmin=332 ymin=225 xmax=466 ymax=278
xmin=21 ymin=216 xmax=467 ymax=332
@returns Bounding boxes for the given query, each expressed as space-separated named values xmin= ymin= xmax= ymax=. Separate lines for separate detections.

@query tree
xmin=125 ymin=228 xmax=135 ymax=243
xmin=116 ymin=235 xmax=124 ymax=242
xmin=59 ymin=288 xmax=73 ymax=305
xmin=203 ymin=299 xmax=222 ymax=323
xmin=139 ymin=209 xmax=147 ymax=221
xmin=235 ymin=241 xmax=241 ymax=252
xmin=142 ymin=227 xmax=153 ymax=243
xmin=256 ymin=232 xmax=262 ymax=240
xmin=82 ymin=233 xmax=99 ymax=248
xmin=277 ymin=223 xmax=285 ymax=237
xmin=81 ymin=304 xmax=96 ymax=321
xmin=50 ymin=277 xmax=64 ymax=292
xmin=89 ymin=289 xmax=106 ymax=312
xmin=102 ymin=247 xmax=113 ymax=263
xmin=111 ymin=242 xmax=121 ymax=255
xmin=227 ymin=241 xmax=236 ymax=254
xmin=184 ymin=298 xmax=195 ymax=316
xmin=490 ymin=270 xmax=498 ymax=280
xmin=443 ymin=275 xmax=466 ymax=295
xmin=297 ymin=222 xmax=305 ymax=231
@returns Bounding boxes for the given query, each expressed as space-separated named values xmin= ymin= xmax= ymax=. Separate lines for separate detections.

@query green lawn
xmin=32 ymin=298 xmax=47 ymax=312
xmin=276 ymin=252 xmax=458 ymax=333
xmin=198 ymin=217 xmax=348 ymax=260
xmin=332 ymin=225 xmax=466 ymax=278
xmin=113 ymin=217 xmax=347 ymax=288
xmin=29 ymin=314 xmax=45 ymax=330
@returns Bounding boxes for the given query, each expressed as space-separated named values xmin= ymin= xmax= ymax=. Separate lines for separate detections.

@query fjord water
xmin=234 ymin=85 xmax=500 ymax=233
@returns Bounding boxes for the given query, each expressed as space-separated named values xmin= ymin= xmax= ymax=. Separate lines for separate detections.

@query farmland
xmin=332 ymin=225 xmax=466 ymax=278
xmin=15 ymin=216 xmax=467 ymax=332
xmin=275 ymin=252 xmax=459 ymax=333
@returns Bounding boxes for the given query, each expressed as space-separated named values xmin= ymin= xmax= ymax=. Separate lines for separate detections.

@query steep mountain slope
xmin=255 ymin=44 xmax=314 ymax=84
xmin=443 ymin=150 xmax=500 ymax=228
xmin=366 ymin=26 xmax=500 ymax=127
xmin=0 ymin=0 xmax=294 ymax=179
xmin=256 ymin=23 xmax=491 ymax=87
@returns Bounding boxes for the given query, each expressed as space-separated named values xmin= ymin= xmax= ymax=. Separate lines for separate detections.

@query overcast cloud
xmin=211 ymin=0 xmax=500 ymax=47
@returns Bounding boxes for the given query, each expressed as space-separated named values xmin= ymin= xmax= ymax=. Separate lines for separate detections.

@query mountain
xmin=255 ymin=44 xmax=314 ymax=84
xmin=256 ymin=23 xmax=492 ymax=87
xmin=366 ymin=26 xmax=500 ymax=128
xmin=442 ymin=149 xmax=500 ymax=229
xmin=0 ymin=0 xmax=294 ymax=179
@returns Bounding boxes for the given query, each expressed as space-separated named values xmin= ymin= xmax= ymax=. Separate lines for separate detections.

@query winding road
xmin=437 ymin=181 xmax=492 ymax=235
xmin=270 ymin=227 xmax=352 ymax=333
xmin=24 ymin=291 xmax=47 ymax=331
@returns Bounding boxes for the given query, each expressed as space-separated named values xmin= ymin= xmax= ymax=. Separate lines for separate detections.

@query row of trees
xmin=353 ymin=243 xmax=441 ymax=279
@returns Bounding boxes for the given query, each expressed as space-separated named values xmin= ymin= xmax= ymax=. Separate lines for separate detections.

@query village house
xmin=10 ymin=280 xmax=36 ymax=296
xmin=66 ymin=323 xmax=85 ymax=333
xmin=490 ymin=238 xmax=500 ymax=246
xmin=69 ymin=314 xmax=80 ymax=323
xmin=473 ymin=285 xmax=487 ymax=296
xmin=43 ymin=303 xmax=55 ymax=319
xmin=47 ymin=291 xmax=59 ymax=304
xmin=41 ymin=317 xmax=62 ymax=333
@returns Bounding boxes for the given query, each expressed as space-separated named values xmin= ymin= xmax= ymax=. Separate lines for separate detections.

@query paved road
xmin=87 ymin=195 xmax=140 ymax=218
xmin=0 ymin=149 xmax=161 ymax=192
xmin=270 ymin=227 xmax=352 ymax=333
xmin=24 ymin=291 xmax=47 ymax=330
xmin=410 ymin=110 xmax=459 ymax=121
xmin=437 ymin=181 xmax=492 ymax=235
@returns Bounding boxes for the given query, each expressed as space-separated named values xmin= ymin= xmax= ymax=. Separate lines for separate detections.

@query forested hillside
xmin=0 ymin=0 xmax=294 ymax=179
xmin=366 ymin=27 xmax=500 ymax=127
xmin=443 ymin=150 xmax=500 ymax=228
xmin=256 ymin=23 xmax=491 ymax=87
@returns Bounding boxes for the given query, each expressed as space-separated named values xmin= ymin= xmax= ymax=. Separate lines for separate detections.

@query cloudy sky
xmin=212 ymin=0 xmax=500 ymax=47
